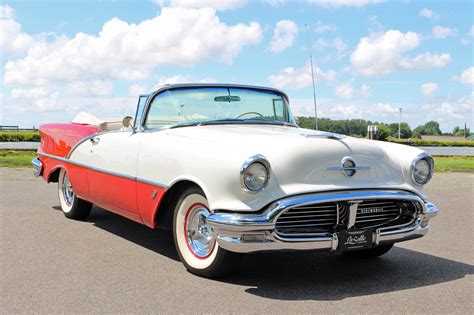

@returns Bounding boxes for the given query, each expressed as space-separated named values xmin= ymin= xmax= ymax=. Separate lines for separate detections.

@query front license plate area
xmin=338 ymin=229 xmax=374 ymax=251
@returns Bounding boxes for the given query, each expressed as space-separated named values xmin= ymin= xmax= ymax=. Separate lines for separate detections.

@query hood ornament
xmin=326 ymin=156 xmax=370 ymax=177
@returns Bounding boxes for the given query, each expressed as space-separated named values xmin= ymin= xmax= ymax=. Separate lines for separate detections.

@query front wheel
xmin=173 ymin=186 xmax=240 ymax=278
xmin=58 ymin=169 xmax=92 ymax=220
xmin=342 ymin=243 xmax=394 ymax=258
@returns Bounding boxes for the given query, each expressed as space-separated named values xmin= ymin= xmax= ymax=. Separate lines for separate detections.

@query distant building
xmin=421 ymin=135 xmax=468 ymax=141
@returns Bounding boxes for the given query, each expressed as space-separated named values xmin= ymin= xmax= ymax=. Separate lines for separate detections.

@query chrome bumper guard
xmin=32 ymin=157 xmax=43 ymax=177
xmin=207 ymin=190 xmax=439 ymax=253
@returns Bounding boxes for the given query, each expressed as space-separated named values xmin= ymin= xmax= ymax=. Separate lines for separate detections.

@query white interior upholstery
xmin=72 ymin=112 xmax=124 ymax=131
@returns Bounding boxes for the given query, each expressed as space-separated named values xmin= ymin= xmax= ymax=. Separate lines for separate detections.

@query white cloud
xmin=264 ymin=0 xmax=380 ymax=6
xmin=3 ymin=7 xmax=261 ymax=112
xmin=360 ymin=84 xmax=371 ymax=97
xmin=459 ymin=67 xmax=474 ymax=86
xmin=460 ymin=26 xmax=474 ymax=45
xmin=263 ymin=0 xmax=286 ymax=5
xmin=5 ymin=8 xmax=261 ymax=86
xmin=270 ymin=20 xmax=298 ymax=53
xmin=460 ymin=38 xmax=471 ymax=46
xmin=373 ymin=102 xmax=398 ymax=114
xmin=419 ymin=8 xmax=440 ymax=21
xmin=335 ymin=83 xmax=354 ymax=99
xmin=351 ymin=30 xmax=419 ymax=76
xmin=155 ymin=0 xmax=247 ymax=11
xmin=0 ymin=5 xmax=34 ymax=56
xmin=432 ymin=25 xmax=456 ymax=39
xmin=305 ymin=0 xmax=381 ymax=7
xmin=399 ymin=53 xmax=451 ymax=70
xmin=314 ymin=21 xmax=336 ymax=34
xmin=351 ymin=30 xmax=451 ymax=76
xmin=422 ymin=98 xmax=472 ymax=123
xmin=154 ymin=75 xmax=216 ymax=89
xmin=421 ymin=83 xmax=438 ymax=97
xmin=267 ymin=61 xmax=336 ymax=89
xmin=315 ymin=37 xmax=346 ymax=59
xmin=128 ymin=84 xmax=148 ymax=96
xmin=335 ymin=83 xmax=371 ymax=99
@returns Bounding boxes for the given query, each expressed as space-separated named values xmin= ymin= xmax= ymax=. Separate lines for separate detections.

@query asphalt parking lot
xmin=1 ymin=168 xmax=473 ymax=314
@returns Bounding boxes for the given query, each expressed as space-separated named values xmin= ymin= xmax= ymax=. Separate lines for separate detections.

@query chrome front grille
xmin=354 ymin=200 xmax=402 ymax=229
xmin=275 ymin=198 xmax=418 ymax=238
xmin=275 ymin=202 xmax=339 ymax=235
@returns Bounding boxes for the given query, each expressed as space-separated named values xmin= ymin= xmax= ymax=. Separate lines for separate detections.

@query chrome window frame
xmin=139 ymin=83 xmax=293 ymax=132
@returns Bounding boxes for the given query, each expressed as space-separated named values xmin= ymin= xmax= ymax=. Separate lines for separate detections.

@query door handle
xmin=90 ymin=137 xmax=100 ymax=145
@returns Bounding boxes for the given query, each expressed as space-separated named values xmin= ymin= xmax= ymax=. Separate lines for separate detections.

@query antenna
xmin=305 ymin=24 xmax=318 ymax=130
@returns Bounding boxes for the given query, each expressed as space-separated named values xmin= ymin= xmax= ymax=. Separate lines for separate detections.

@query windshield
xmin=144 ymin=87 xmax=295 ymax=129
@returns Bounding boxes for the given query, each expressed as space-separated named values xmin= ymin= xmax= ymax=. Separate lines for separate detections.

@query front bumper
xmin=207 ymin=190 xmax=439 ymax=253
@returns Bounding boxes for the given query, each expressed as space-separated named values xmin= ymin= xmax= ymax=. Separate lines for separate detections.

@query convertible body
xmin=33 ymin=83 xmax=439 ymax=277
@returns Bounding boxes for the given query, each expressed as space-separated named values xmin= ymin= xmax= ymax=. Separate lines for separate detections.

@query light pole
xmin=305 ymin=24 xmax=318 ymax=130
xmin=398 ymin=108 xmax=402 ymax=139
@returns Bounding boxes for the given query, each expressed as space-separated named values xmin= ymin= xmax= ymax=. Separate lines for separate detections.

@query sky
xmin=0 ymin=0 xmax=472 ymax=132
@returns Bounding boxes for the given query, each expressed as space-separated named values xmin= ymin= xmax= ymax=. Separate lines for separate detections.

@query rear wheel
xmin=343 ymin=243 xmax=394 ymax=258
xmin=58 ymin=169 xmax=92 ymax=220
xmin=173 ymin=186 xmax=240 ymax=278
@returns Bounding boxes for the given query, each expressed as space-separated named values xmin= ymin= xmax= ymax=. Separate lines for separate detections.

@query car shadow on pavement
xmin=52 ymin=205 xmax=180 ymax=262
xmin=222 ymin=248 xmax=474 ymax=301
xmin=55 ymin=205 xmax=473 ymax=301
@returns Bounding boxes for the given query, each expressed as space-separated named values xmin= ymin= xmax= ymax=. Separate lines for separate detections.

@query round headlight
xmin=411 ymin=154 xmax=434 ymax=185
xmin=240 ymin=155 xmax=271 ymax=193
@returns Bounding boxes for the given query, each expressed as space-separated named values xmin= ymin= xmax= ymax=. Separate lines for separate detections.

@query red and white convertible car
xmin=33 ymin=83 xmax=439 ymax=278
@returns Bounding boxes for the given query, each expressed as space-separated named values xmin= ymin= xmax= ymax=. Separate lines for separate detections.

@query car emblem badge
xmin=325 ymin=156 xmax=371 ymax=177
xmin=341 ymin=157 xmax=357 ymax=177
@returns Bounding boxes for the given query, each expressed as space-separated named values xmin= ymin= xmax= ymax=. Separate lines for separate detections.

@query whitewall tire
xmin=173 ymin=186 xmax=240 ymax=278
xmin=58 ymin=169 xmax=92 ymax=220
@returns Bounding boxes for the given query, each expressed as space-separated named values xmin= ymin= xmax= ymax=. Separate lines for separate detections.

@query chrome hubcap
xmin=185 ymin=206 xmax=215 ymax=258
xmin=62 ymin=174 xmax=74 ymax=206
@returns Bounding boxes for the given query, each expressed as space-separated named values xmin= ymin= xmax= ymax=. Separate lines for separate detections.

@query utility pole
xmin=398 ymin=108 xmax=402 ymax=139
xmin=305 ymin=24 xmax=318 ymax=130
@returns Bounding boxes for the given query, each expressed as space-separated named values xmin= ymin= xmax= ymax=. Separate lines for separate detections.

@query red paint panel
xmin=137 ymin=181 xmax=166 ymax=228
xmin=39 ymin=123 xmax=100 ymax=157
xmin=88 ymin=170 xmax=142 ymax=224
xmin=39 ymin=156 xmax=93 ymax=202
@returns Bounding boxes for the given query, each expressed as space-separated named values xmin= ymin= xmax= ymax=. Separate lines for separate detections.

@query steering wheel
xmin=235 ymin=111 xmax=264 ymax=119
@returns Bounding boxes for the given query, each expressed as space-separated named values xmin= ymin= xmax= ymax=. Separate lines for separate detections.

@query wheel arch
xmin=47 ymin=165 xmax=67 ymax=183
xmin=154 ymin=179 xmax=206 ymax=230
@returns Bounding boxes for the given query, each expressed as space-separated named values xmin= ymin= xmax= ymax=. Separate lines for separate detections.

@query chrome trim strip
xmin=65 ymin=133 xmax=99 ymax=159
xmin=325 ymin=166 xmax=371 ymax=171
xmin=136 ymin=177 xmax=168 ymax=189
xmin=347 ymin=200 xmax=361 ymax=229
xmin=38 ymin=152 xmax=168 ymax=189
xmin=301 ymin=133 xmax=345 ymax=140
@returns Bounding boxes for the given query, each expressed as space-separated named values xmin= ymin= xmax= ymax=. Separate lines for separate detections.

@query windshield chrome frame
xmin=138 ymin=83 xmax=295 ymax=132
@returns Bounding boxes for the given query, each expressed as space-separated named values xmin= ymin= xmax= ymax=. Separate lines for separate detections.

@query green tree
xmin=376 ymin=124 xmax=391 ymax=140
xmin=412 ymin=121 xmax=442 ymax=137
xmin=423 ymin=121 xmax=442 ymax=135
xmin=388 ymin=122 xmax=412 ymax=138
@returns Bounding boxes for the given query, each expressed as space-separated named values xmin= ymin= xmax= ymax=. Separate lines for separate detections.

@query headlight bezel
xmin=240 ymin=154 xmax=271 ymax=193
xmin=410 ymin=153 xmax=434 ymax=186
